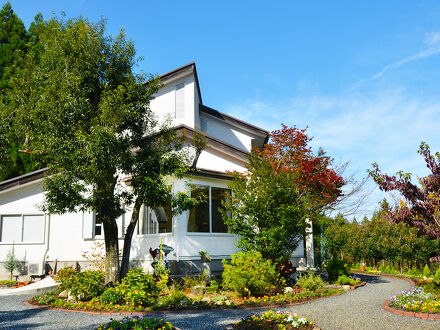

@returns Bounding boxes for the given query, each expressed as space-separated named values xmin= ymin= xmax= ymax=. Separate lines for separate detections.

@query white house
xmin=0 ymin=63 xmax=313 ymax=279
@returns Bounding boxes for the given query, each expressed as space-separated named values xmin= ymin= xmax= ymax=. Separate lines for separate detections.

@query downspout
xmin=42 ymin=214 xmax=50 ymax=275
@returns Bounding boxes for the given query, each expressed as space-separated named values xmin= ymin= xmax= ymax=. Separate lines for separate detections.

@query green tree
xmin=0 ymin=2 xmax=28 ymax=90
xmin=6 ymin=16 xmax=195 ymax=283
xmin=222 ymin=151 xmax=310 ymax=265
xmin=4 ymin=243 xmax=20 ymax=281
xmin=0 ymin=4 xmax=46 ymax=181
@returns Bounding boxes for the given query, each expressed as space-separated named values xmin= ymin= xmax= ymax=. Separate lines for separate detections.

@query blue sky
xmin=7 ymin=1 xmax=440 ymax=218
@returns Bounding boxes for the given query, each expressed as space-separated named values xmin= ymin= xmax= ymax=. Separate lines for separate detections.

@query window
xmin=187 ymin=185 xmax=231 ymax=233
xmin=175 ymin=82 xmax=185 ymax=119
xmin=0 ymin=214 xmax=45 ymax=243
xmin=138 ymin=195 xmax=173 ymax=235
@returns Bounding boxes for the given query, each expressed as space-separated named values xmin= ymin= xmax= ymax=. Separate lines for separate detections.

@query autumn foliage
xmin=259 ymin=124 xmax=344 ymax=207
xmin=369 ymin=142 xmax=440 ymax=263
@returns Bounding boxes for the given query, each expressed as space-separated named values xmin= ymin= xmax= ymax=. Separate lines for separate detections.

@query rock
xmin=191 ymin=285 xmax=206 ymax=295
xmin=225 ymin=300 xmax=232 ymax=306
xmin=179 ymin=297 xmax=189 ymax=305
xmin=215 ymin=300 xmax=224 ymax=305
xmin=342 ymin=285 xmax=351 ymax=290
xmin=284 ymin=286 xmax=294 ymax=294
xmin=201 ymin=297 xmax=211 ymax=303
xmin=58 ymin=290 xmax=68 ymax=298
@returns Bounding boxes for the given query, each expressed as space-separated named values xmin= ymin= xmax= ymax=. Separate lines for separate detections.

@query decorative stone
xmin=191 ymin=285 xmax=205 ymax=295
xmin=201 ymin=297 xmax=211 ymax=303
xmin=284 ymin=286 xmax=294 ymax=294
xmin=58 ymin=290 xmax=68 ymax=298
xmin=342 ymin=285 xmax=351 ymax=290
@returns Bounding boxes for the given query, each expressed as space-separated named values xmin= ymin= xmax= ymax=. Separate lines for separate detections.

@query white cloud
xmin=223 ymin=90 xmax=440 ymax=218
xmin=425 ymin=32 xmax=440 ymax=46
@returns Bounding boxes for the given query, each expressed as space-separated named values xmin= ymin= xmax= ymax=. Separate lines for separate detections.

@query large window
xmin=0 ymin=214 xmax=45 ymax=243
xmin=187 ymin=185 xmax=231 ymax=233
xmin=138 ymin=195 xmax=173 ymax=235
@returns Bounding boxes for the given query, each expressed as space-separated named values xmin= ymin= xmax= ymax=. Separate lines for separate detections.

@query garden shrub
xmin=55 ymin=266 xmax=77 ymax=291
xmin=424 ymin=265 xmax=431 ymax=277
xmin=69 ymin=270 xmax=104 ymax=301
xmin=97 ymin=316 xmax=175 ymax=330
xmin=335 ymin=275 xmax=352 ymax=285
xmin=222 ymin=251 xmax=285 ymax=297
xmin=156 ymin=290 xmax=186 ymax=307
xmin=99 ymin=287 xmax=123 ymax=304
xmin=326 ymin=257 xmax=349 ymax=283
xmin=379 ymin=264 xmax=385 ymax=272
xmin=297 ymin=272 xmax=324 ymax=292
xmin=206 ymin=279 xmax=220 ymax=293
xmin=434 ymin=267 xmax=440 ymax=281
xmin=117 ymin=269 xmax=161 ymax=307
xmin=384 ymin=265 xmax=391 ymax=274
xmin=233 ymin=310 xmax=312 ymax=329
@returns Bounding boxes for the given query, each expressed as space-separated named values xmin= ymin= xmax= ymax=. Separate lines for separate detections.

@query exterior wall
xmin=200 ymin=113 xmax=258 ymax=152
xmin=149 ymin=74 xmax=197 ymax=129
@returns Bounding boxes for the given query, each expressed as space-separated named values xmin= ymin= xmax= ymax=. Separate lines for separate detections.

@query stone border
xmin=353 ymin=271 xmax=439 ymax=321
xmin=25 ymin=290 xmax=346 ymax=316
xmin=383 ymin=300 xmax=440 ymax=321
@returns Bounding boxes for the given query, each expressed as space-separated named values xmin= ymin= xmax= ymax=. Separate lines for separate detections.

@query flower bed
xmin=389 ymin=286 xmax=440 ymax=314
xmin=97 ymin=316 xmax=175 ymax=329
xmin=0 ymin=280 xmax=18 ymax=287
xmin=233 ymin=310 xmax=314 ymax=329
xmin=30 ymin=287 xmax=343 ymax=313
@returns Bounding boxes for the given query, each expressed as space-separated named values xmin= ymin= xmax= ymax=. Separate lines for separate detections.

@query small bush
xmin=423 ymin=265 xmax=431 ymax=277
xmin=55 ymin=266 xmax=77 ymax=291
xmin=384 ymin=265 xmax=391 ymax=274
xmin=335 ymin=275 xmax=353 ymax=285
xmin=99 ymin=287 xmax=123 ymax=304
xmin=156 ymin=290 xmax=186 ymax=307
xmin=117 ymin=269 xmax=161 ymax=307
xmin=434 ymin=268 xmax=440 ymax=281
xmin=297 ymin=273 xmax=324 ymax=292
xmin=326 ymin=257 xmax=349 ymax=283
xmin=97 ymin=316 xmax=175 ymax=330
xmin=206 ymin=279 xmax=220 ymax=293
xmin=222 ymin=251 xmax=285 ymax=297
xmin=379 ymin=264 xmax=385 ymax=272
xmin=233 ymin=310 xmax=312 ymax=329
xmin=69 ymin=270 xmax=104 ymax=301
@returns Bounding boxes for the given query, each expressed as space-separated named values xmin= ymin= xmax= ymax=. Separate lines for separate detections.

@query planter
xmin=360 ymin=266 xmax=365 ymax=271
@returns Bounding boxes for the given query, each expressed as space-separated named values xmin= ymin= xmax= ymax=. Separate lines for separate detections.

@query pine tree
xmin=4 ymin=243 xmax=19 ymax=281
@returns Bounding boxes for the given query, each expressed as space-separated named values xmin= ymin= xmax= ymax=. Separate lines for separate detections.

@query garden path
xmin=0 ymin=274 xmax=437 ymax=329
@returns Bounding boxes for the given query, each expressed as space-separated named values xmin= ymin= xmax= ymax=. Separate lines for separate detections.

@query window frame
xmin=186 ymin=184 xmax=232 ymax=236
xmin=137 ymin=185 xmax=174 ymax=237
xmin=0 ymin=214 xmax=46 ymax=245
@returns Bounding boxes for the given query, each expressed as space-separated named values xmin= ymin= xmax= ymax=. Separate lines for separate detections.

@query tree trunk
xmin=120 ymin=199 xmax=141 ymax=280
xmin=102 ymin=216 xmax=120 ymax=284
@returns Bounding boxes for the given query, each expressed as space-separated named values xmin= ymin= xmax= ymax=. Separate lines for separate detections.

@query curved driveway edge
xmin=1 ymin=274 xmax=439 ymax=329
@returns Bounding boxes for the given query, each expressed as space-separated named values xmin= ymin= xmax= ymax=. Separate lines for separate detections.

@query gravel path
xmin=0 ymin=274 xmax=438 ymax=329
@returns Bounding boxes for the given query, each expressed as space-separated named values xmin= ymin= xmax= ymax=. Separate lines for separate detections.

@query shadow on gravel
xmin=357 ymin=274 xmax=389 ymax=284
xmin=0 ymin=308 xmax=49 ymax=330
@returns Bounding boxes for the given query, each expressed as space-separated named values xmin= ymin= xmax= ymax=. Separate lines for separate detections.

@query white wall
xmin=200 ymin=113 xmax=258 ymax=152
xmin=150 ymin=74 xmax=196 ymax=129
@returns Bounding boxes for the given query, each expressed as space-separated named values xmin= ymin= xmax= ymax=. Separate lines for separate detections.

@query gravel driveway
xmin=0 ymin=274 xmax=438 ymax=329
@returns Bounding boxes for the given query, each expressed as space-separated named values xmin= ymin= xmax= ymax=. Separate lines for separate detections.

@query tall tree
xmin=7 ymin=16 xmax=195 ymax=283
xmin=0 ymin=2 xmax=28 ymax=90
xmin=369 ymin=142 xmax=440 ymax=263
xmin=0 ymin=4 xmax=46 ymax=181
xmin=222 ymin=125 xmax=344 ymax=265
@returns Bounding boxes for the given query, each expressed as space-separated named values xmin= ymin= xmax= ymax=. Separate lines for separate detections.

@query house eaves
xmin=199 ymin=104 xmax=269 ymax=141
xmin=174 ymin=124 xmax=249 ymax=165
xmin=0 ymin=168 xmax=47 ymax=193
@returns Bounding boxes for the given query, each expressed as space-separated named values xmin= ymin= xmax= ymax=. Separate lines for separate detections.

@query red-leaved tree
xmin=259 ymin=124 xmax=345 ymax=208
xmin=369 ymin=142 xmax=440 ymax=263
